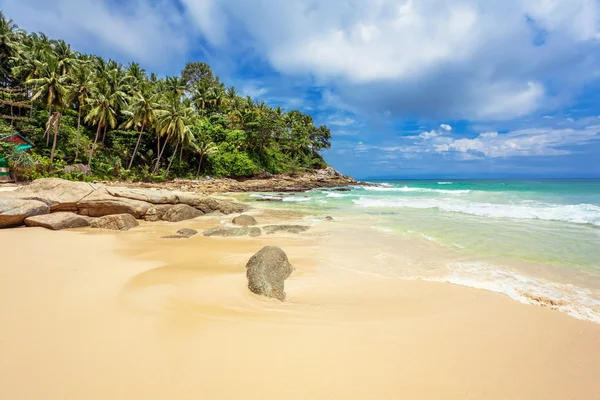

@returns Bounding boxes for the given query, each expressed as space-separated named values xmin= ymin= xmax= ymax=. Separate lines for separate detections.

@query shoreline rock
xmin=24 ymin=212 xmax=91 ymax=230
xmin=0 ymin=178 xmax=248 ymax=230
xmin=246 ymin=246 xmax=294 ymax=301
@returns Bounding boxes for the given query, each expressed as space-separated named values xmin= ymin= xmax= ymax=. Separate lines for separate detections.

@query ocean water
xmin=246 ymin=179 xmax=600 ymax=323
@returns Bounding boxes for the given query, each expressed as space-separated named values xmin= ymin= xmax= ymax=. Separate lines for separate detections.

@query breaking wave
xmin=353 ymin=197 xmax=600 ymax=226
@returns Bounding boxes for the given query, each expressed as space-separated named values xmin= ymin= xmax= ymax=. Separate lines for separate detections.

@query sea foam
xmin=418 ymin=262 xmax=600 ymax=324
xmin=353 ymin=197 xmax=600 ymax=226
xmin=362 ymin=186 xmax=470 ymax=194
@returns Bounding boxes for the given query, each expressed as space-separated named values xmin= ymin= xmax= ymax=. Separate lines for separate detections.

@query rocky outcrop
xmin=0 ymin=178 xmax=248 ymax=230
xmin=101 ymin=165 xmax=362 ymax=194
xmin=232 ymin=215 xmax=257 ymax=226
xmin=0 ymin=198 xmax=50 ymax=228
xmin=263 ymin=225 xmax=310 ymax=234
xmin=162 ymin=204 xmax=204 ymax=222
xmin=203 ymin=226 xmax=261 ymax=237
xmin=24 ymin=212 xmax=91 ymax=230
xmin=90 ymin=214 xmax=139 ymax=231
xmin=245 ymin=246 xmax=294 ymax=301
xmin=77 ymin=190 xmax=152 ymax=218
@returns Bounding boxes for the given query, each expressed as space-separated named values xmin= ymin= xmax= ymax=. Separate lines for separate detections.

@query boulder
xmin=90 ymin=214 xmax=139 ymax=231
xmin=263 ymin=225 xmax=310 ymax=234
xmin=332 ymin=188 xmax=351 ymax=192
xmin=325 ymin=216 xmax=334 ymax=221
xmin=77 ymin=190 xmax=152 ymax=218
xmin=7 ymin=178 xmax=97 ymax=212
xmin=177 ymin=228 xmax=198 ymax=237
xmin=144 ymin=204 xmax=174 ymax=222
xmin=245 ymin=246 xmax=294 ymax=301
xmin=162 ymin=204 xmax=204 ymax=222
xmin=24 ymin=212 xmax=91 ymax=230
xmin=203 ymin=226 xmax=261 ymax=237
xmin=0 ymin=198 xmax=50 ymax=228
xmin=232 ymin=214 xmax=257 ymax=226
xmin=161 ymin=235 xmax=187 ymax=239
xmin=255 ymin=197 xmax=283 ymax=202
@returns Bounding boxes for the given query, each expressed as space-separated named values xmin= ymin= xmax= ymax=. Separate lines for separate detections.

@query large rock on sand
xmin=106 ymin=187 xmax=247 ymax=215
xmin=5 ymin=178 xmax=96 ymax=212
xmin=77 ymin=190 xmax=151 ymax=218
xmin=203 ymin=226 xmax=261 ymax=237
xmin=162 ymin=204 xmax=203 ymax=222
xmin=90 ymin=214 xmax=139 ymax=231
xmin=245 ymin=246 xmax=294 ymax=301
xmin=263 ymin=225 xmax=310 ymax=234
xmin=0 ymin=198 xmax=50 ymax=228
xmin=232 ymin=214 xmax=257 ymax=226
xmin=24 ymin=212 xmax=91 ymax=230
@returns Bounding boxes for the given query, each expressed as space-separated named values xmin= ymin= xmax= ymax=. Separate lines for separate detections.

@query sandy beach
xmin=1 ymin=207 xmax=599 ymax=400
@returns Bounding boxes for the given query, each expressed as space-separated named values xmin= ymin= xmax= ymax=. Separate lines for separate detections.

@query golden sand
xmin=1 ymin=210 xmax=599 ymax=399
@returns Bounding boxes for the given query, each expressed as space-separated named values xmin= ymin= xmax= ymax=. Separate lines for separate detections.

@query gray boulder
xmin=325 ymin=216 xmax=334 ymax=221
xmin=90 ymin=214 xmax=139 ymax=231
xmin=0 ymin=198 xmax=50 ymax=228
xmin=232 ymin=214 xmax=257 ymax=226
xmin=24 ymin=212 xmax=91 ymax=230
xmin=203 ymin=226 xmax=261 ymax=237
xmin=245 ymin=246 xmax=294 ymax=301
xmin=162 ymin=204 xmax=203 ymax=222
xmin=263 ymin=225 xmax=310 ymax=234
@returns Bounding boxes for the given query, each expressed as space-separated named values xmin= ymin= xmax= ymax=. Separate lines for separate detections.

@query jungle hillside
xmin=0 ymin=11 xmax=332 ymax=182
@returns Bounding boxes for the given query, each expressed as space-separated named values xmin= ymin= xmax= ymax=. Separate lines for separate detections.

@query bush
xmin=208 ymin=143 xmax=258 ymax=177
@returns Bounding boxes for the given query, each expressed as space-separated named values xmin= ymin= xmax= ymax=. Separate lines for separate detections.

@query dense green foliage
xmin=0 ymin=11 xmax=331 ymax=181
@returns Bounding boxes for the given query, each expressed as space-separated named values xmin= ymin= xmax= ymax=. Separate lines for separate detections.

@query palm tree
xmin=69 ymin=60 xmax=94 ymax=160
xmin=0 ymin=11 xmax=19 ymax=85
xmin=54 ymin=39 xmax=77 ymax=75
xmin=26 ymin=55 xmax=70 ymax=162
xmin=192 ymin=139 xmax=217 ymax=177
xmin=192 ymin=81 xmax=211 ymax=116
xmin=85 ymin=85 xmax=117 ymax=170
xmin=154 ymin=96 xmax=193 ymax=174
xmin=121 ymin=83 xmax=158 ymax=169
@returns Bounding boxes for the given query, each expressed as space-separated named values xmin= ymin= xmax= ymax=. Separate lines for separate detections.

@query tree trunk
xmin=128 ymin=123 xmax=145 ymax=170
xmin=49 ymin=113 xmax=62 ymax=164
xmin=10 ymin=104 xmax=13 ymax=127
xmin=101 ymin=124 xmax=108 ymax=143
xmin=153 ymin=132 xmax=161 ymax=173
xmin=179 ymin=143 xmax=184 ymax=162
xmin=196 ymin=153 xmax=205 ymax=177
xmin=153 ymin=135 xmax=170 ymax=174
xmin=45 ymin=105 xmax=52 ymax=146
xmin=87 ymin=124 xmax=102 ymax=170
xmin=165 ymin=141 xmax=179 ymax=177
xmin=74 ymin=105 xmax=82 ymax=161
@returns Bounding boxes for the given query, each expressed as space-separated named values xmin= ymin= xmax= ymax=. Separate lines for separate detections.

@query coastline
xmin=1 ymin=205 xmax=600 ymax=399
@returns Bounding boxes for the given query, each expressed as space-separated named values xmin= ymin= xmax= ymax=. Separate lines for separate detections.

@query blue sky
xmin=3 ymin=0 xmax=600 ymax=179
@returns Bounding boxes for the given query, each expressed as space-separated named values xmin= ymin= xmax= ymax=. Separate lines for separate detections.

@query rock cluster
xmin=0 ymin=178 xmax=247 ymax=230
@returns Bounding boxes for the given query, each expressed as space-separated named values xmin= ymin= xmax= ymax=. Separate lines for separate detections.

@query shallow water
xmin=245 ymin=179 xmax=600 ymax=323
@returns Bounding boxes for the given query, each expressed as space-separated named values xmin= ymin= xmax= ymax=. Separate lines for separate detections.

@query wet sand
xmin=1 ymin=211 xmax=599 ymax=399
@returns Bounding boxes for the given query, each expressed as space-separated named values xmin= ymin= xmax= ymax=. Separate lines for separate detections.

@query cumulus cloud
xmin=0 ymin=0 xmax=187 ymax=69
xmin=432 ymin=126 xmax=600 ymax=158
xmin=185 ymin=0 xmax=600 ymax=120
xmin=440 ymin=124 xmax=452 ymax=131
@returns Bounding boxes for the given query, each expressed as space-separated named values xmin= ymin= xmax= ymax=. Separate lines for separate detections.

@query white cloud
xmin=440 ymin=124 xmax=452 ymax=131
xmin=0 ymin=0 xmax=187 ymax=69
xmin=186 ymin=0 xmax=600 ymax=120
xmin=433 ymin=126 xmax=600 ymax=158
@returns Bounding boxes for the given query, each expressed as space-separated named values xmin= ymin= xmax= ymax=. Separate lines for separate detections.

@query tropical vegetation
xmin=0 ymin=11 xmax=331 ymax=182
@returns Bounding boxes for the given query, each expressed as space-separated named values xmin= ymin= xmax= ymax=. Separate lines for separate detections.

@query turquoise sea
xmin=246 ymin=179 xmax=600 ymax=323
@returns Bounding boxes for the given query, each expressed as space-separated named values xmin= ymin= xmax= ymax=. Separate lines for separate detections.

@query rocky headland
xmin=101 ymin=166 xmax=361 ymax=194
